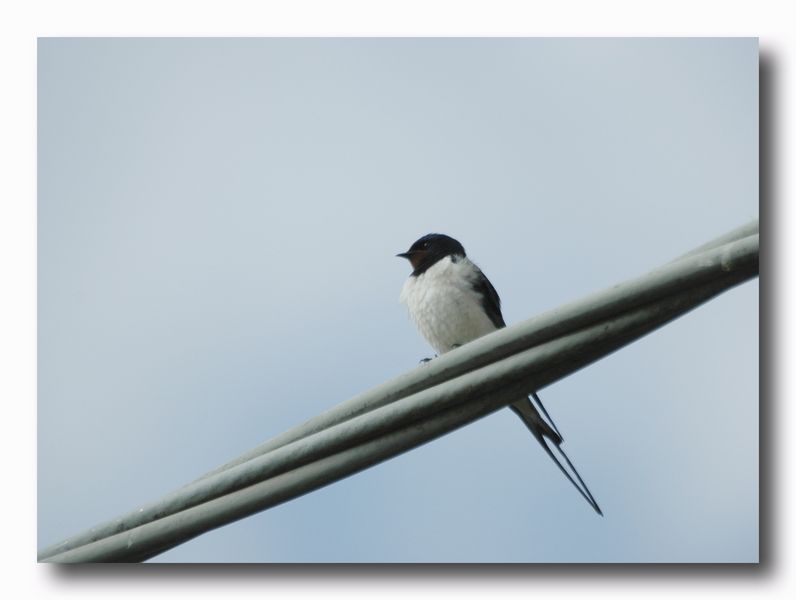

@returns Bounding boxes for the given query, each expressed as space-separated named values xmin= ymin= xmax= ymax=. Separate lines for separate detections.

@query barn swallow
xmin=398 ymin=233 xmax=601 ymax=515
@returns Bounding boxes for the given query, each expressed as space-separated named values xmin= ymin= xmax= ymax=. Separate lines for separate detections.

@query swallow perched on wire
xmin=398 ymin=233 xmax=602 ymax=515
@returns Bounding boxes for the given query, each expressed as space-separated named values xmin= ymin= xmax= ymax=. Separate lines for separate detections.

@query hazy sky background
xmin=38 ymin=38 xmax=758 ymax=563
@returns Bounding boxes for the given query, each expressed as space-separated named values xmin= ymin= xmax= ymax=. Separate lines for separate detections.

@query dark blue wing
xmin=470 ymin=266 xmax=506 ymax=329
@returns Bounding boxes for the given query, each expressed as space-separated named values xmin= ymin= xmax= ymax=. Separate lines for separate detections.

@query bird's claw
xmin=419 ymin=356 xmax=436 ymax=365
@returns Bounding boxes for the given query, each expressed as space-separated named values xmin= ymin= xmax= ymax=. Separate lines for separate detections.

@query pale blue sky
xmin=38 ymin=38 xmax=758 ymax=562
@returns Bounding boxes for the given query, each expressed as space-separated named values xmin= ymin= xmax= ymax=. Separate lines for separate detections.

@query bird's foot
xmin=419 ymin=355 xmax=436 ymax=365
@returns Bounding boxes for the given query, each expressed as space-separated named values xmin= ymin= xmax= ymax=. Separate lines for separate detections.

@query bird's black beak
xmin=396 ymin=251 xmax=413 ymax=259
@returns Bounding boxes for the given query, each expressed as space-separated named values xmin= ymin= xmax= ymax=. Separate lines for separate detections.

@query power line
xmin=38 ymin=221 xmax=759 ymax=562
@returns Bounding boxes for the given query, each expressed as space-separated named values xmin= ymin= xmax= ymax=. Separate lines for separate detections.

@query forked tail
xmin=509 ymin=393 xmax=603 ymax=516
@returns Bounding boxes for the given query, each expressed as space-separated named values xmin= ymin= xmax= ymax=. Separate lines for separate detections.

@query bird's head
xmin=397 ymin=233 xmax=466 ymax=275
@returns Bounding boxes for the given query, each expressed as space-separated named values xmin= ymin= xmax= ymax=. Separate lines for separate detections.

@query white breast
xmin=399 ymin=256 xmax=498 ymax=355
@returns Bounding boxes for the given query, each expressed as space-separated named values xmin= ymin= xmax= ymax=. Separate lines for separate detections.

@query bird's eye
xmin=421 ymin=241 xmax=429 ymax=249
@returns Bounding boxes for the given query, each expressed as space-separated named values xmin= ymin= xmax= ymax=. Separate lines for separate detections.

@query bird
xmin=397 ymin=233 xmax=602 ymax=515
